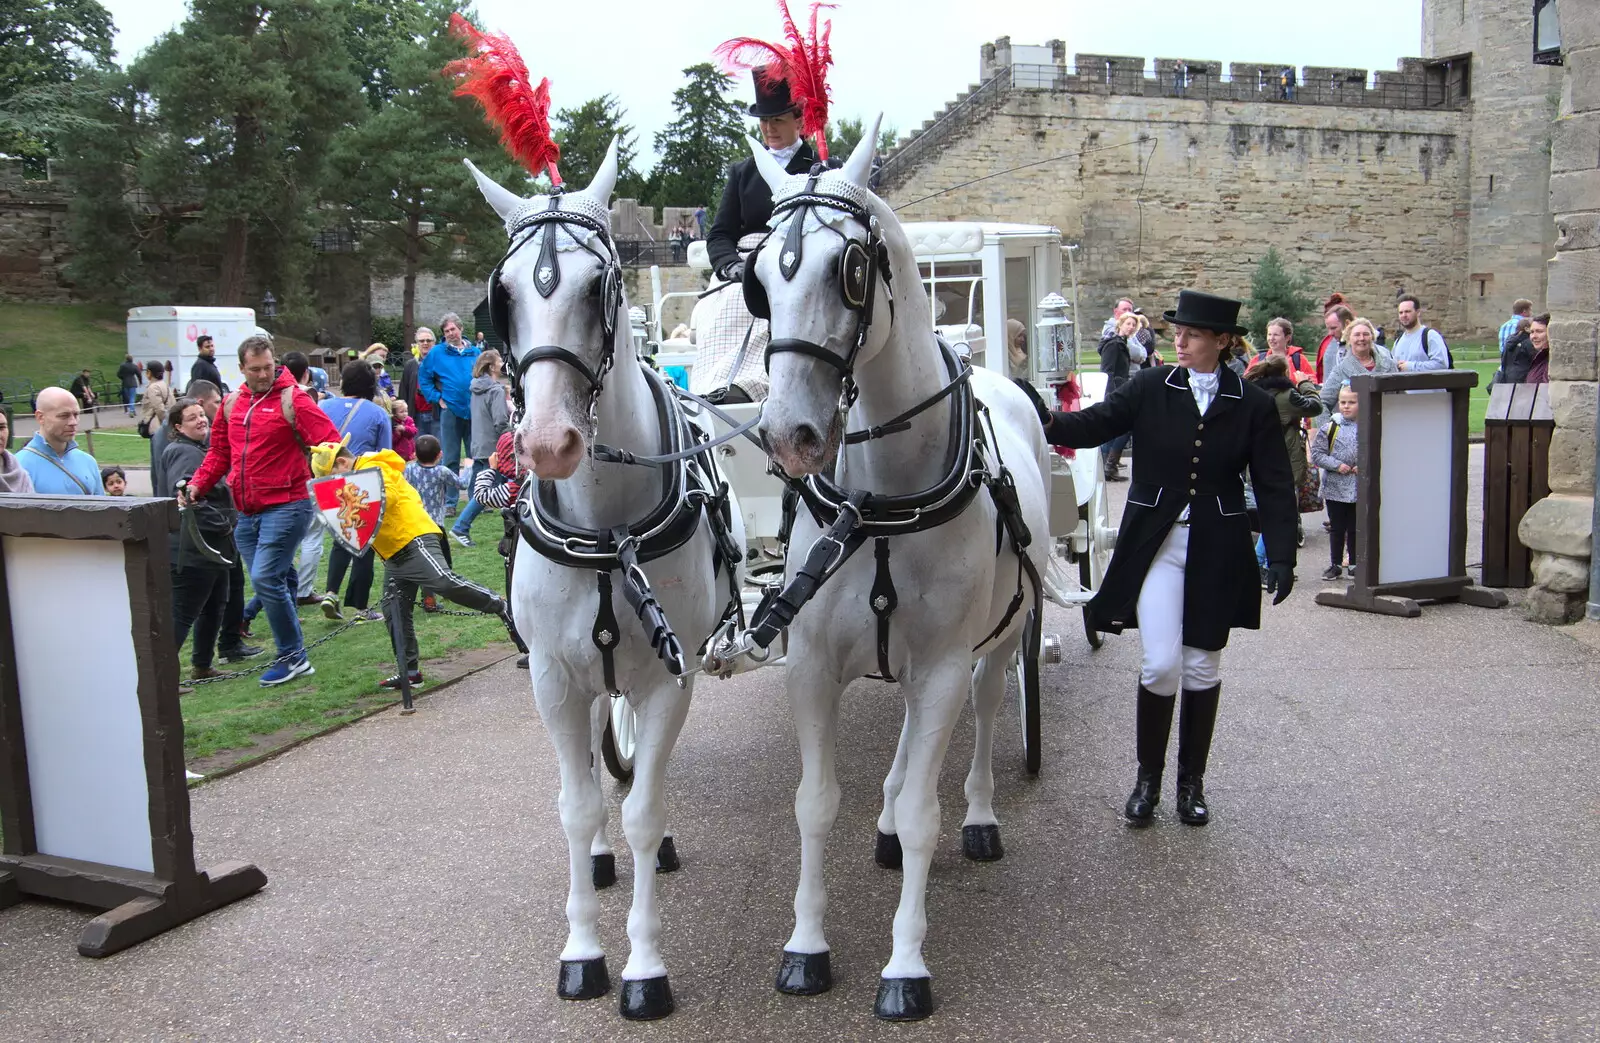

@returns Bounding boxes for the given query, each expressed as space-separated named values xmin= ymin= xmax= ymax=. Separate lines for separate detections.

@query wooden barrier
xmin=0 ymin=496 xmax=265 ymax=956
xmin=1481 ymin=383 xmax=1553 ymax=588
xmin=1316 ymin=371 xmax=1509 ymax=617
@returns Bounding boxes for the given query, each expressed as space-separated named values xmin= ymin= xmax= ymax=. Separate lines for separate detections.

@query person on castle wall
xmin=1392 ymin=295 xmax=1451 ymax=372
xmin=1013 ymin=290 xmax=1299 ymax=828
xmin=1499 ymin=298 xmax=1534 ymax=358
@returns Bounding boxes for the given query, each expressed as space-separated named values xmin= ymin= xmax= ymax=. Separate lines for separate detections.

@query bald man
xmin=18 ymin=387 xmax=105 ymax=495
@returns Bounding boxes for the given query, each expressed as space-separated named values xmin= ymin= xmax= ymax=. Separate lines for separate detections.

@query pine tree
xmin=0 ymin=0 xmax=116 ymax=173
xmin=129 ymin=0 xmax=364 ymax=310
xmin=324 ymin=0 xmax=525 ymax=342
xmin=649 ymin=63 xmax=746 ymax=211
xmin=553 ymin=95 xmax=647 ymax=199
xmin=1244 ymin=247 xmax=1317 ymax=349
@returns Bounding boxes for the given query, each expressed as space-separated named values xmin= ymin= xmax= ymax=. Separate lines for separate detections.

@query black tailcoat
xmin=706 ymin=142 xmax=819 ymax=274
xmin=1046 ymin=365 xmax=1298 ymax=650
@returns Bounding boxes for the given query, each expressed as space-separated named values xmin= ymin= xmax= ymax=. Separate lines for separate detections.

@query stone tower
xmin=1424 ymin=0 xmax=1563 ymax=332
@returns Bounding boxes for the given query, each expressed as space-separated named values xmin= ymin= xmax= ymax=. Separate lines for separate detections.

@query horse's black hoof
xmin=592 ymin=853 xmax=616 ymax=889
xmin=962 ymin=823 xmax=1004 ymax=862
xmin=874 ymin=976 xmax=934 ymax=1021
xmin=775 ymin=950 xmax=832 ymax=995
xmin=874 ymin=830 xmax=903 ymax=870
xmin=557 ymin=957 xmax=610 ymax=1000
xmin=655 ymin=835 xmax=681 ymax=873
xmin=619 ymin=976 xmax=674 ymax=1020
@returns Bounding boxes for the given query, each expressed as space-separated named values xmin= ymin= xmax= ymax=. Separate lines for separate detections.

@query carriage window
xmin=1004 ymin=256 xmax=1033 ymax=379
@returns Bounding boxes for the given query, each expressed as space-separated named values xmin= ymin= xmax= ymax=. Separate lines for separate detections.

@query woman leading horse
xmin=1019 ymin=290 xmax=1299 ymax=828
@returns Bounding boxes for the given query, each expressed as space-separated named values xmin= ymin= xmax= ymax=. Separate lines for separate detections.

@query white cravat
xmin=1188 ymin=369 xmax=1220 ymax=415
xmin=768 ymin=140 xmax=803 ymax=168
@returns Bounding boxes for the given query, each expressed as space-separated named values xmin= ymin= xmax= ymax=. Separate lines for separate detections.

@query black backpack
xmin=1418 ymin=325 xmax=1454 ymax=369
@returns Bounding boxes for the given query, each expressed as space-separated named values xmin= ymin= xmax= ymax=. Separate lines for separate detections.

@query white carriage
xmin=596 ymin=222 xmax=1117 ymax=779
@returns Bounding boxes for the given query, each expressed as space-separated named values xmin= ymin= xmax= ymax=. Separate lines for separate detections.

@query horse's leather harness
xmin=738 ymin=176 xmax=1041 ymax=681
xmin=493 ymin=193 xmax=743 ymax=692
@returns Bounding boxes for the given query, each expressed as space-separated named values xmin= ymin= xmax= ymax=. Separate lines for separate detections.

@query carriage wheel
xmin=601 ymin=697 xmax=636 ymax=783
xmin=1016 ymin=607 xmax=1042 ymax=775
xmin=1080 ymin=463 xmax=1115 ymax=650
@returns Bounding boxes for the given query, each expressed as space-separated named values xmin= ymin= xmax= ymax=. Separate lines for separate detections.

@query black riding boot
xmin=1105 ymin=450 xmax=1127 ymax=482
xmin=1125 ymin=686 xmax=1175 ymax=825
xmin=1176 ymin=685 xmax=1220 ymax=826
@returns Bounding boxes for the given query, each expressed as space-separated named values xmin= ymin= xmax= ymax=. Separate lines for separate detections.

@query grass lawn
xmin=0 ymin=302 xmax=325 ymax=404
xmin=79 ymin=429 xmax=154 ymax=467
xmin=181 ymin=508 xmax=518 ymax=772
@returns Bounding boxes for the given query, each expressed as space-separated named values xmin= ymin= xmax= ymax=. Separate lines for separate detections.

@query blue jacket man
xmin=18 ymin=388 xmax=105 ymax=495
xmin=417 ymin=313 xmax=481 ymax=471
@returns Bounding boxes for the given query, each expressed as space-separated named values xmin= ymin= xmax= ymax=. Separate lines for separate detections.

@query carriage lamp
xmin=1534 ymin=0 xmax=1563 ymax=66
xmin=1034 ymin=292 xmax=1074 ymax=386
xmin=260 ymin=289 xmax=278 ymax=321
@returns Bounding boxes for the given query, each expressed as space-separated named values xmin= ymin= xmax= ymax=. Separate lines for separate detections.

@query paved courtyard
xmin=1 ymin=451 xmax=1597 ymax=1041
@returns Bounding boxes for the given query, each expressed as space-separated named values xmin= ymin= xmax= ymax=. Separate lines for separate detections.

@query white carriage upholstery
xmin=901 ymin=223 xmax=986 ymax=257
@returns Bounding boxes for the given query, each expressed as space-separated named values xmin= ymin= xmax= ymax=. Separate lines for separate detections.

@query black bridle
xmin=488 ymin=193 xmax=623 ymax=423
xmin=744 ymin=173 xmax=892 ymax=412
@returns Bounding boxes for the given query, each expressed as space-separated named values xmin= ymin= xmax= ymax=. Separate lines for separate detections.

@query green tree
xmin=648 ymin=63 xmax=745 ymax=211
xmin=553 ymin=95 xmax=647 ymax=199
xmin=0 ymin=0 xmax=116 ymax=172
xmin=130 ymin=0 xmax=364 ymax=310
xmin=825 ymin=116 xmax=898 ymax=162
xmin=1244 ymin=247 xmax=1317 ymax=348
xmin=325 ymin=0 xmax=525 ymax=342
xmin=339 ymin=0 xmax=431 ymax=111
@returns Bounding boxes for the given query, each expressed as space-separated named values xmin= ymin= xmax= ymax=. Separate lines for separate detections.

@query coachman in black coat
xmin=1029 ymin=289 xmax=1299 ymax=830
xmin=1045 ymin=363 xmax=1299 ymax=648
xmin=706 ymin=141 xmax=819 ymax=278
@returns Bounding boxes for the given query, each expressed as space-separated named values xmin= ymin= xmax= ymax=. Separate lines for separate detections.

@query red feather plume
xmin=444 ymin=13 xmax=562 ymax=185
xmin=714 ymin=1 xmax=837 ymax=160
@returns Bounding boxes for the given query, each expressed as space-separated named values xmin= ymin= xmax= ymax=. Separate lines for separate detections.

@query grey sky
xmin=97 ymin=0 xmax=1426 ymax=167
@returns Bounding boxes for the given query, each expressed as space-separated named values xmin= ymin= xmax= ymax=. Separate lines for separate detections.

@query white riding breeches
xmin=1136 ymin=523 xmax=1222 ymax=697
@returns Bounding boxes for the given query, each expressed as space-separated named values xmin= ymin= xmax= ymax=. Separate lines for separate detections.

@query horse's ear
xmin=841 ymin=113 xmax=882 ymax=189
xmin=581 ymin=137 xmax=620 ymax=205
xmin=463 ymin=158 xmax=524 ymax=220
xmin=748 ymin=136 xmax=788 ymax=192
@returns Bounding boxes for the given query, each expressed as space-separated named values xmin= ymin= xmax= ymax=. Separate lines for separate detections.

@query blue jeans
xmin=235 ymin=499 xmax=313 ymax=658
xmin=452 ymin=460 xmax=489 ymax=534
xmin=122 ymin=387 xmax=137 ymax=413
xmin=415 ymin=408 xmax=438 ymax=442
xmin=438 ymin=406 xmax=471 ymax=472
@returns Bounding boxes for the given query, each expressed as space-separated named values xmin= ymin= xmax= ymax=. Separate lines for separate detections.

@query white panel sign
xmin=1377 ymin=392 xmax=1453 ymax=584
xmin=5 ymin=536 xmax=153 ymax=872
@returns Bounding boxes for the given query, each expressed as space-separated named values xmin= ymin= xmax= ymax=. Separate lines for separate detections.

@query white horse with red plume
xmin=447 ymin=16 xmax=745 ymax=1022
xmin=716 ymin=3 xmax=1054 ymax=1022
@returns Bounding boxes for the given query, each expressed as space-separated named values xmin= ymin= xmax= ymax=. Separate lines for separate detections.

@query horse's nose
xmin=792 ymin=423 xmax=822 ymax=457
xmin=529 ymin=424 xmax=585 ymax=479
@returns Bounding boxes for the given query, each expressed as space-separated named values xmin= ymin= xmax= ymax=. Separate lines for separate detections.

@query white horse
xmin=744 ymin=122 xmax=1053 ymax=1020
xmin=466 ymin=141 xmax=738 ymax=1022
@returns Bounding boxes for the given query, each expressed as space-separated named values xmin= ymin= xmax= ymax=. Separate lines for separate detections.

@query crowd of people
xmin=3 ymin=318 xmax=524 ymax=692
xmin=1092 ymin=288 xmax=1547 ymax=584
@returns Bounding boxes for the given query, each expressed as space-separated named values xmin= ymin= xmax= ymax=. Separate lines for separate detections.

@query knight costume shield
xmin=308 ymin=468 xmax=387 ymax=556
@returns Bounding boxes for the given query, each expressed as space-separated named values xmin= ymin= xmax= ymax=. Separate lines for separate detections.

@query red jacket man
xmin=184 ymin=336 xmax=341 ymax=686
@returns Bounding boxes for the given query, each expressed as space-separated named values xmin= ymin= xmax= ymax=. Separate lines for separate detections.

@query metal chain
xmin=186 ymin=592 xmax=491 ymax=686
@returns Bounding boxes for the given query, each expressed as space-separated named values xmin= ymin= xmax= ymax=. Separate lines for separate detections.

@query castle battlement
xmin=977 ymin=37 xmax=1469 ymax=111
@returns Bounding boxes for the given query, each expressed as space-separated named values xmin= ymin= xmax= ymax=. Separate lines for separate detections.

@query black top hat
xmin=1163 ymin=290 xmax=1248 ymax=335
xmin=749 ymin=67 xmax=800 ymax=118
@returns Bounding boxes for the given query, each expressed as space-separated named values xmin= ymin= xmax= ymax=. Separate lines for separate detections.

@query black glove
xmin=1265 ymin=562 xmax=1295 ymax=605
xmin=717 ymin=260 xmax=744 ymax=283
xmin=1012 ymin=378 xmax=1052 ymax=429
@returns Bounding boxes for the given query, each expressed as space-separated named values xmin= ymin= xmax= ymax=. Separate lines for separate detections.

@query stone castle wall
xmin=1424 ymin=0 xmax=1562 ymax=334
xmin=884 ymin=87 xmax=1471 ymax=336
xmin=0 ymin=161 xmax=73 ymax=303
